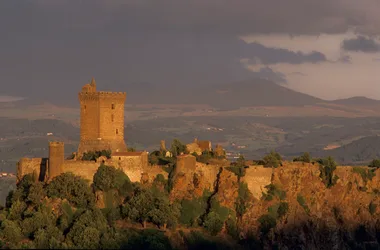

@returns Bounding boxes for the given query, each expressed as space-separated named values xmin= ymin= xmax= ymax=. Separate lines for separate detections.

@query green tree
xmin=203 ymin=211 xmax=224 ymax=236
xmin=33 ymin=227 xmax=64 ymax=249
xmin=262 ymin=151 xmax=282 ymax=168
xmin=368 ymin=159 xmax=380 ymax=168
xmin=258 ymin=214 xmax=277 ymax=235
xmin=317 ymin=156 xmax=338 ymax=188
xmin=47 ymin=172 xmax=95 ymax=208
xmin=82 ymin=150 xmax=112 ymax=161
xmin=21 ymin=205 xmax=56 ymax=238
xmin=93 ymin=164 xmax=131 ymax=193
xmin=127 ymin=147 xmax=136 ymax=152
xmin=148 ymin=194 xmax=180 ymax=230
xmin=179 ymin=192 xmax=210 ymax=227
xmin=65 ymin=208 xmax=108 ymax=249
xmin=236 ymin=182 xmax=251 ymax=218
xmin=293 ymin=152 xmax=311 ymax=163
xmin=170 ymin=139 xmax=187 ymax=157
xmin=0 ymin=219 xmax=23 ymax=243
xmin=26 ymin=182 xmax=46 ymax=205
xmin=124 ymin=188 xmax=154 ymax=228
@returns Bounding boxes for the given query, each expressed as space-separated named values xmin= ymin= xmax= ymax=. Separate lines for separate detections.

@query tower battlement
xmin=49 ymin=141 xmax=64 ymax=146
xmin=78 ymin=92 xmax=126 ymax=102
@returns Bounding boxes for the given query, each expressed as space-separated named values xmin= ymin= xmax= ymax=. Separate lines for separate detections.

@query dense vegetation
xmin=81 ymin=150 xmax=112 ymax=161
xmin=0 ymin=165 xmax=241 ymax=249
xmin=1 ymin=139 xmax=379 ymax=249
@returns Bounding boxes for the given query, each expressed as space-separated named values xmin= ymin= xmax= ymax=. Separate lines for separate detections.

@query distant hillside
xmin=317 ymin=136 xmax=380 ymax=165
xmin=330 ymin=96 xmax=380 ymax=106
xmin=126 ymin=78 xmax=323 ymax=109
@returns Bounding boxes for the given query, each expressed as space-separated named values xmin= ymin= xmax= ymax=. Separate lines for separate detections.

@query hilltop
xmin=0 ymin=157 xmax=379 ymax=249
xmin=330 ymin=96 xmax=380 ymax=106
xmin=126 ymin=78 xmax=323 ymax=109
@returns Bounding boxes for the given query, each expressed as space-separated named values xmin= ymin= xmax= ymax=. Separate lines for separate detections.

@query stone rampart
xmin=61 ymin=160 xmax=100 ymax=183
xmin=17 ymin=158 xmax=48 ymax=182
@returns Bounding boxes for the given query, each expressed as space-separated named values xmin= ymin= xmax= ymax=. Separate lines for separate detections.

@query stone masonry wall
xmin=78 ymin=87 xmax=127 ymax=155
xmin=175 ymin=155 xmax=196 ymax=175
xmin=61 ymin=160 xmax=101 ymax=183
xmin=17 ymin=158 xmax=48 ymax=182
xmin=112 ymin=153 xmax=148 ymax=182
xmin=243 ymin=166 xmax=273 ymax=199
xmin=98 ymin=93 xmax=126 ymax=142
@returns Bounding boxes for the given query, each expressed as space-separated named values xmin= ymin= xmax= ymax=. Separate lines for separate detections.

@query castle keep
xmin=78 ymin=78 xmax=127 ymax=155
xmin=17 ymin=78 xmax=149 ymax=183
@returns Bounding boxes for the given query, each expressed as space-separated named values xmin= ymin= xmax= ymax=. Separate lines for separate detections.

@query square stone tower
xmin=77 ymin=78 xmax=127 ymax=155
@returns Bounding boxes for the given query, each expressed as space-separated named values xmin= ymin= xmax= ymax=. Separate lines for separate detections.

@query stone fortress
xmin=17 ymin=78 xmax=234 ymax=186
xmin=17 ymin=78 xmax=152 ymax=183
xmin=16 ymin=78 xmax=376 ymax=203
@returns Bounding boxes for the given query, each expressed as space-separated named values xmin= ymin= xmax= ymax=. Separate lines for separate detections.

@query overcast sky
xmin=1 ymin=0 xmax=380 ymax=103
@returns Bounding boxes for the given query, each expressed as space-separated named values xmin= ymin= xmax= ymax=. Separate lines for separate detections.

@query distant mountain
xmin=317 ymin=136 xmax=380 ymax=165
xmin=330 ymin=96 xmax=380 ymax=106
xmin=126 ymin=78 xmax=324 ymax=108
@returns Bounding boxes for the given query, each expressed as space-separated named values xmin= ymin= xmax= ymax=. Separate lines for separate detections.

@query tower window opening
xmin=111 ymin=114 xmax=114 ymax=122
xmin=112 ymin=103 xmax=115 ymax=109
xmin=116 ymin=129 xmax=119 ymax=135
xmin=84 ymin=105 xmax=86 ymax=110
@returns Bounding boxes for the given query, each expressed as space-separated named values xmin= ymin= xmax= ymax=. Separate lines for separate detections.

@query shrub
xmin=235 ymin=182 xmax=250 ymax=218
xmin=369 ymin=201 xmax=377 ymax=215
xmin=352 ymin=167 xmax=376 ymax=183
xmin=179 ymin=198 xmax=207 ymax=227
xmin=317 ymin=156 xmax=338 ymax=188
xmin=293 ymin=152 xmax=311 ymax=163
xmin=368 ymin=159 xmax=380 ymax=168
xmin=47 ymin=173 xmax=95 ymax=208
xmin=82 ymin=150 xmax=111 ymax=161
xmin=263 ymin=184 xmax=286 ymax=201
xmin=277 ymin=202 xmax=289 ymax=219
xmin=225 ymin=166 xmax=246 ymax=178
xmin=225 ymin=217 xmax=239 ymax=240
xmin=262 ymin=151 xmax=282 ymax=168
xmin=203 ymin=212 xmax=224 ymax=236
xmin=93 ymin=165 xmax=131 ymax=193
xmin=297 ymin=194 xmax=310 ymax=215
xmin=170 ymin=139 xmax=187 ymax=157
xmin=258 ymin=214 xmax=276 ymax=235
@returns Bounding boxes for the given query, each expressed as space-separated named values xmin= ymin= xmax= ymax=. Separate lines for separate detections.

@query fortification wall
xmin=17 ymin=158 xmax=48 ymax=182
xmin=61 ymin=160 xmax=100 ymax=183
xmin=142 ymin=165 xmax=169 ymax=183
xmin=113 ymin=154 xmax=148 ymax=182
xmin=243 ymin=166 xmax=273 ymax=199
xmin=175 ymin=155 xmax=196 ymax=175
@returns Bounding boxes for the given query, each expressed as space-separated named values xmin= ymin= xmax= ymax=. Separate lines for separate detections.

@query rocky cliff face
xmin=169 ymin=161 xmax=380 ymax=249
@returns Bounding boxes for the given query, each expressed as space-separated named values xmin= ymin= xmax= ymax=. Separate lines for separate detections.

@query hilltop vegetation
xmin=1 ymin=149 xmax=380 ymax=249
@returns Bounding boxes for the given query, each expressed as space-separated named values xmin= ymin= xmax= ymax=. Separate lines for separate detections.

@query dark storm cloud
xmin=8 ymin=0 xmax=379 ymax=36
xmin=241 ymin=42 xmax=327 ymax=64
xmin=341 ymin=36 xmax=380 ymax=53
xmin=0 ymin=0 xmax=377 ymax=104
